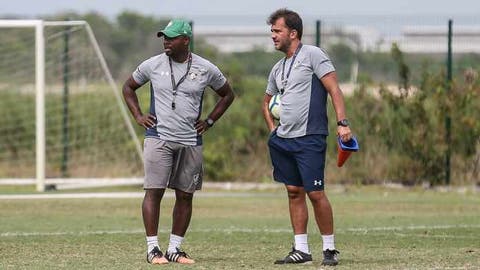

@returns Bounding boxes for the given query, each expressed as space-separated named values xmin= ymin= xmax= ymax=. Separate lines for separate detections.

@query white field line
xmin=1 ymin=224 xmax=479 ymax=238
xmin=0 ymin=192 xmax=145 ymax=199
xmin=390 ymin=233 xmax=476 ymax=239
xmin=342 ymin=224 xmax=480 ymax=232
xmin=0 ymin=192 xmax=281 ymax=200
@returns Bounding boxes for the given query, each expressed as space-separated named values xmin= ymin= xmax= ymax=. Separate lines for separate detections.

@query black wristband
xmin=337 ymin=119 xmax=349 ymax=127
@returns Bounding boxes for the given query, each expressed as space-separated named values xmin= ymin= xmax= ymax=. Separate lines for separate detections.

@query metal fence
xmin=191 ymin=15 xmax=480 ymax=185
xmin=193 ymin=16 xmax=480 ymax=84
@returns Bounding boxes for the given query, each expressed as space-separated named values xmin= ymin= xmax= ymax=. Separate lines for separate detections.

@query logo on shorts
xmin=313 ymin=179 xmax=323 ymax=186
xmin=193 ymin=173 xmax=200 ymax=186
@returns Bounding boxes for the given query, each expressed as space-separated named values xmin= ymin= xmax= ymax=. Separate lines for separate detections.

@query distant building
xmin=392 ymin=26 xmax=480 ymax=53
xmin=194 ymin=25 xmax=480 ymax=54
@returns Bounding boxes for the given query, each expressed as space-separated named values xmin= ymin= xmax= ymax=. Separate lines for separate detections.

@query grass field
xmin=0 ymin=185 xmax=479 ymax=269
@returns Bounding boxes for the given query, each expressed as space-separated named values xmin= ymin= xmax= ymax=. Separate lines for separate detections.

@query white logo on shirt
xmin=189 ymin=72 xmax=197 ymax=80
xmin=160 ymin=71 xmax=170 ymax=76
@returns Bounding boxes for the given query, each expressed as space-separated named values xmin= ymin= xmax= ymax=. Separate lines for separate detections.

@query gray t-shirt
xmin=266 ymin=44 xmax=335 ymax=138
xmin=133 ymin=53 xmax=226 ymax=145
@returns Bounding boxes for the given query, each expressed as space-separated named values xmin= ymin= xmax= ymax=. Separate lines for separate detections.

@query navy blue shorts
xmin=268 ymin=131 xmax=327 ymax=192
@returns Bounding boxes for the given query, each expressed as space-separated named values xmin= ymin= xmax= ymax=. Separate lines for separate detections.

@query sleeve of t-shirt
xmin=207 ymin=64 xmax=227 ymax=91
xmin=265 ymin=66 xmax=279 ymax=96
xmin=310 ymin=47 xmax=336 ymax=79
xmin=132 ymin=58 xmax=152 ymax=85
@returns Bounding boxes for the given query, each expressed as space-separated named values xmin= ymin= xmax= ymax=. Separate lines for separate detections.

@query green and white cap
xmin=157 ymin=19 xmax=192 ymax=38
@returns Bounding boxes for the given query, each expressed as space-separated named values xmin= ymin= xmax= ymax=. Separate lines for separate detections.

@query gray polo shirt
xmin=133 ymin=53 xmax=226 ymax=145
xmin=266 ymin=45 xmax=335 ymax=138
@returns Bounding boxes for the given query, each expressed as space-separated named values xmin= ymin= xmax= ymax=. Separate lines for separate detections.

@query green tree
xmin=327 ymin=43 xmax=356 ymax=82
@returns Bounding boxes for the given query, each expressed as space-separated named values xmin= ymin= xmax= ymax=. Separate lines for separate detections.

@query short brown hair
xmin=267 ymin=8 xmax=303 ymax=40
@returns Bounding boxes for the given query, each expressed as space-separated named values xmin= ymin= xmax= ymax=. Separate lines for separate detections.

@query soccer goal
xmin=0 ymin=20 xmax=143 ymax=191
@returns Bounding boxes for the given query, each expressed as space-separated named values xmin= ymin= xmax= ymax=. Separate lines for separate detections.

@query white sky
xmin=2 ymin=0 xmax=479 ymax=19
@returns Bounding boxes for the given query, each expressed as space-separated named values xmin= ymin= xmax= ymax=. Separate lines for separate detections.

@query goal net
xmin=0 ymin=20 xmax=143 ymax=191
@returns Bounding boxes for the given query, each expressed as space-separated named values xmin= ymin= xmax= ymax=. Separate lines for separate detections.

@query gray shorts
xmin=143 ymin=137 xmax=203 ymax=193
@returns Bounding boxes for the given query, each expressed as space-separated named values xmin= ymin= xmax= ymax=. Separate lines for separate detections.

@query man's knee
xmin=307 ymin=190 xmax=327 ymax=203
xmin=144 ymin=188 xmax=165 ymax=201
xmin=175 ymin=190 xmax=193 ymax=203
xmin=286 ymin=185 xmax=305 ymax=200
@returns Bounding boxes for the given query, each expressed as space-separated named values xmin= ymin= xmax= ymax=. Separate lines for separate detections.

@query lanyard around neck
xmin=168 ymin=53 xmax=192 ymax=110
xmin=280 ymin=43 xmax=303 ymax=93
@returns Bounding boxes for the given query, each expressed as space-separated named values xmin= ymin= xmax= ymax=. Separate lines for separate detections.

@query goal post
xmin=0 ymin=20 xmax=143 ymax=191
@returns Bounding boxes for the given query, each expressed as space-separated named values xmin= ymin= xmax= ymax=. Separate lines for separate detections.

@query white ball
xmin=268 ymin=94 xmax=281 ymax=120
